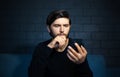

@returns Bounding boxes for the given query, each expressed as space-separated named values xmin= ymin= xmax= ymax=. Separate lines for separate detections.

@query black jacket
xmin=28 ymin=38 xmax=93 ymax=77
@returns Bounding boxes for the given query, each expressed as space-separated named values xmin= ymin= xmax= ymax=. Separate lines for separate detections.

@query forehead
xmin=52 ymin=18 xmax=69 ymax=24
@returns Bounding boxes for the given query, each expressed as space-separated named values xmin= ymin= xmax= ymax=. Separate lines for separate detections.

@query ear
xmin=47 ymin=26 xmax=50 ymax=33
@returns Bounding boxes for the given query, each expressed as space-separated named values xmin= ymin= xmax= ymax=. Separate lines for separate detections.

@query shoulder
xmin=36 ymin=39 xmax=52 ymax=48
xmin=33 ymin=39 xmax=53 ymax=57
xmin=33 ymin=39 xmax=52 ymax=54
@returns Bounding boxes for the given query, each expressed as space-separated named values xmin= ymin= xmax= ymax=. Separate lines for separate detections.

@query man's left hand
xmin=67 ymin=43 xmax=87 ymax=64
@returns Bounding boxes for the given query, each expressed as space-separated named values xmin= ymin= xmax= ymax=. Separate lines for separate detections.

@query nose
xmin=60 ymin=26 xmax=64 ymax=33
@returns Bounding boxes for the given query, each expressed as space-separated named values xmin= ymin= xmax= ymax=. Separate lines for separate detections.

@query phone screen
xmin=69 ymin=39 xmax=83 ymax=52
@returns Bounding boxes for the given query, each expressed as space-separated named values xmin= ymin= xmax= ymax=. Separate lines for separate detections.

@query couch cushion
xmin=87 ymin=55 xmax=106 ymax=77
xmin=0 ymin=54 xmax=106 ymax=77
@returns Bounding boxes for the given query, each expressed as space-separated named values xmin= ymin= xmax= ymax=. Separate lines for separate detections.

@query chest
xmin=46 ymin=51 xmax=77 ymax=77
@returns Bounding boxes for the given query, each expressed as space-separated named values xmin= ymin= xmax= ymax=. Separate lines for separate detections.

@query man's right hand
xmin=47 ymin=35 xmax=67 ymax=49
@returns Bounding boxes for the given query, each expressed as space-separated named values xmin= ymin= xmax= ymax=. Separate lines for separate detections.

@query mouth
xmin=58 ymin=34 xmax=66 ymax=36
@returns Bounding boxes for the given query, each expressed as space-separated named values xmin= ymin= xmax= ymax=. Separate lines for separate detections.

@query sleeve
xmin=74 ymin=39 xmax=93 ymax=77
xmin=28 ymin=43 xmax=53 ymax=77
xmin=76 ymin=58 xmax=93 ymax=77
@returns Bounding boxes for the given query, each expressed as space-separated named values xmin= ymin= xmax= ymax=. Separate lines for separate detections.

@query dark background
xmin=0 ymin=0 xmax=120 ymax=77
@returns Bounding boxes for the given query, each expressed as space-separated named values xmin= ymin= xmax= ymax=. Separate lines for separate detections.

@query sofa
xmin=0 ymin=54 xmax=106 ymax=77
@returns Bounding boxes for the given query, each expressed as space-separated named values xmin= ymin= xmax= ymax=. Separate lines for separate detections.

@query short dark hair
xmin=46 ymin=10 xmax=71 ymax=26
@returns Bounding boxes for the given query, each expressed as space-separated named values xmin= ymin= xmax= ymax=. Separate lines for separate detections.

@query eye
xmin=53 ymin=24 xmax=60 ymax=27
xmin=64 ymin=24 xmax=70 ymax=27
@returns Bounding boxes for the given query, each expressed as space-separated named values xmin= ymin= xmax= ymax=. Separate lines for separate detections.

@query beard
xmin=49 ymin=31 xmax=69 ymax=38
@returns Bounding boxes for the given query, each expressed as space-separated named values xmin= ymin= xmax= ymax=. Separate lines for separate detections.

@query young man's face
xmin=48 ymin=18 xmax=71 ymax=38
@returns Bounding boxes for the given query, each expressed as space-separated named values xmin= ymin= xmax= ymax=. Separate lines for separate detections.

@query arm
xmin=76 ymin=58 xmax=93 ymax=77
xmin=28 ymin=43 xmax=53 ymax=77
xmin=67 ymin=42 xmax=93 ymax=77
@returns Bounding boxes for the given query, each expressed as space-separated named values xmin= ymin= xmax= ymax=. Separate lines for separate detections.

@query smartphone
xmin=69 ymin=39 xmax=83 ymax=52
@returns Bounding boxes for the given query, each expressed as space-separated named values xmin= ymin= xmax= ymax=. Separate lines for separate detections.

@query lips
xmin=58 ymin=34 xmax=66 ymax=36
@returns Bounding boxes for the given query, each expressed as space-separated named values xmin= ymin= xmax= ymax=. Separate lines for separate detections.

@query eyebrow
xmin=53 ymin=24 xmax=70 ymax=25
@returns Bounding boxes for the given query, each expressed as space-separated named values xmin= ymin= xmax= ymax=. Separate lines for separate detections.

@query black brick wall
xmin=0 ymin=0 xmax=120 ymax=69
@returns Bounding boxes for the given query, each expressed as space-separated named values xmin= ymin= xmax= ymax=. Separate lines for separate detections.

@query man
xmin=28 ymin=10 xmax=93 ymax=77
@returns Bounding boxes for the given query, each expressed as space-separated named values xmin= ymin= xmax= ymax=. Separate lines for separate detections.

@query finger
xmin=81 ymin=45 xmax=87 ymax=55
xmin=67 ymin=49 xmax=78 ymax=61
xmin=55 ymin=36 xmax=66 ymax=46
xmin=54 ymin=36 xmax=60 ymax=43
xmin=61 ymin=35 xmax=66 ymax=39
xmin=61 ymin=36 xmax=67 ymax=42
xmin=67 ymin=53 xmax=77 ymax=63
xmin=74 ymin=43 xmax=83 ymax=55
xmin=68 ymin=46 xmax=80 ymax=58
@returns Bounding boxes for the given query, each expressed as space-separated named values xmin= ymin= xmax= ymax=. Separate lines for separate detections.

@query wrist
xmin=47 ymin=43 xmax=54 ymax=49
xmin=47 ymin=40 xmax=56 ymax=49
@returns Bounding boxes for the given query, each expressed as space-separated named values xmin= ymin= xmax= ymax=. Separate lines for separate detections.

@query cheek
xmin=51 ymin=28 xmax=59 ymax=34
xmin=65 ymin=28 xmax=70 ymax=33
xmin=53 ymin=28 xmax=59 ymax=31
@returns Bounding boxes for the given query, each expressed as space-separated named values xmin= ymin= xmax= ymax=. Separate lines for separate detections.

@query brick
xmin=91 ymin=32 xmax=109 ymax=40
xmin=83 ymin=40 xmax=101 ymax=49
xmin=83 ymin=24 xmax=100 ymax=32
xmin=70 ymin=24 xmax=84 ymax=32
xmin=74 ymin=32 xmax=91 ymax=40
xmin=101 ymin=41 xmax=120 ymax=49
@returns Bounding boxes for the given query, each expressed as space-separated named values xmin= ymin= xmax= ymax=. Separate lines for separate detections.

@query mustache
xmin=49 ymin=31 xmax=69 ymax=38
xmin=57 ymin=33 xmax=67 ymax=36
